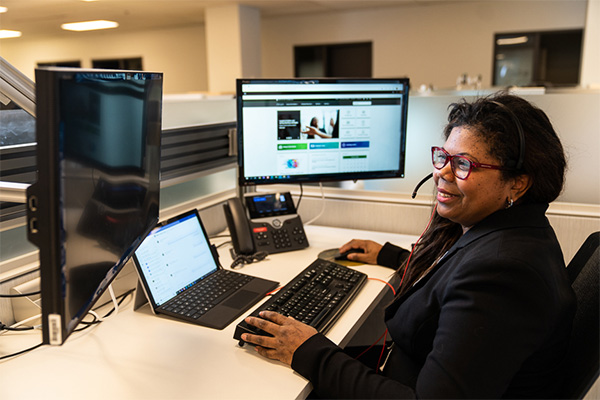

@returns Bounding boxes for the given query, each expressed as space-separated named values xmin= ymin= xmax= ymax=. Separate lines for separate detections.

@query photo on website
xmin=277 ymin=111 xmax=301 ymax=140
xmin=300 ymin=109 xmax=339 ymax=139
xmin=278 ymin=109 xmax=340 ymax=140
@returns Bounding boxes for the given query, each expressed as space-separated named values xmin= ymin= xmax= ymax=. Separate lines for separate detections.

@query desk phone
xmin=224 ymin=192 xmax=309 ymax=256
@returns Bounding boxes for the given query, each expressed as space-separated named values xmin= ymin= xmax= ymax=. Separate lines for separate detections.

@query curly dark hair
xmin=396 ymin=92 xmax=567 ymax=295
xmin=443 ymin=92 xmax=566 ymax=204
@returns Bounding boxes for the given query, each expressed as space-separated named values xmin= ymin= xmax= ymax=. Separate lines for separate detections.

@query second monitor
xmin=236 ymin=78 xmax=410 ymax=186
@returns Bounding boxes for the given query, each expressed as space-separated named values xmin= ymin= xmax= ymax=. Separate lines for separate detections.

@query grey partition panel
xmin=0 ymin=144 xmax=36 ymax=222
xmin=0 ymin=122 xmax=238 ymax=222
xmin=160 ymin=121 xmax=237 ymax=184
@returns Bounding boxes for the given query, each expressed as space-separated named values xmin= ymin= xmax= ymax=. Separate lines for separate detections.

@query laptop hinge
xmin=210 ymin=244 xmax=222 ymax=268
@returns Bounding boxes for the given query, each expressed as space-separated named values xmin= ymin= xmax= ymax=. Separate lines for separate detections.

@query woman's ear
xmin=511 ymin=174 xmax=532 ymax=202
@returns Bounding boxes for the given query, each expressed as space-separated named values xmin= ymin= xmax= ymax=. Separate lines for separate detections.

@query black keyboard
xmin=233 ymin=258 xmax=367 ymax=345
xmin=161 ymin=270 xmax=252 ymax=319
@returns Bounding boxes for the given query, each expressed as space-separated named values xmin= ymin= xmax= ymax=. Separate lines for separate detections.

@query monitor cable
xmin=108 ymin=284 xmax=119 ymax=316
xmin=215 ymin=240 xmax=233 ymax=249
xmin=0 ymin=316 xmax=44 ymax=360
xmin=76 ymin=288 xmax=135 ymax=331
xmin=88 ymin=310 xmax=103 ymax=323
xmin=208 ymin=234 xmax=232 ymax=250
xmin=82 ymin=284 xmax=120 ymax=324
xmin=0 ymin=321 xmax=34 ymax=332
xmin=0 ymin=342 xmax=44 ymax=361
xmin=295 ymin=183 xmax=304 ymax=211
xmin=304 ymin=182 xmax=325 ymax=226
xmin=0 ymin=290 xmax=41 ymax=298
xmin=0 ymin=313 xmax=42 ymax=335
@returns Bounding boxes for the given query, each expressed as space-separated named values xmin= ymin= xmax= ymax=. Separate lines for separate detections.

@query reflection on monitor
xmin=27 ymin=67 xmax=162 ymax=345
xmin=236 ymin=78 xmax=409 ymax=186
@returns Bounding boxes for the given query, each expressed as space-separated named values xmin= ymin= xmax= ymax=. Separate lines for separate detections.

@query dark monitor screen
xmin=27 ymin=67 xmax=162 ymax=345
xmin=236 ymin=78 xmax=409 ymax=186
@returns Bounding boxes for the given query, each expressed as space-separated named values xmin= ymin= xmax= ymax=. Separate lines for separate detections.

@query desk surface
xmin=0 ymin=225 xmax=416 ymax=399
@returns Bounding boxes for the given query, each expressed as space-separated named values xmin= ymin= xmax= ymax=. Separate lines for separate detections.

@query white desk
xmin=0 ymin=225 xmax=416 ymax=399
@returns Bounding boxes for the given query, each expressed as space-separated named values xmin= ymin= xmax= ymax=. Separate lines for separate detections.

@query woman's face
xmin=433 ymin=126 xmax=514 ymax=233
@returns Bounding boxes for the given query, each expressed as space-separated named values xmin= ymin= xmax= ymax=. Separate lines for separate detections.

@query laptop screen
xmin=134 ymin=211 xmax=218 ymax=306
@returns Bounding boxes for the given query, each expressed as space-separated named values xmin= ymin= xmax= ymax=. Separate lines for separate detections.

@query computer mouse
xmin=335 ymin=248 xmax=365 ymax=261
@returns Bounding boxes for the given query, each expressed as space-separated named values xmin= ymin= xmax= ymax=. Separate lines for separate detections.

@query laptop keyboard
xmin=233 ymin=258 xmax=367 ymax=344
xmin=161 ymin=270 xmax=252 ymax=320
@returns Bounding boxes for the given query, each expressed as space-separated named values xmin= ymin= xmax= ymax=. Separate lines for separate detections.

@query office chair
xmin=561 ymin=231 xmax=600 ymax=399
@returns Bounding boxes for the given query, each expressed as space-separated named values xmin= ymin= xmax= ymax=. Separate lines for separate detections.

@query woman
xmin=241 ymin=93 xmax=576 ymax=398
xmin=303 ymin=116 xmax=334 ymax=139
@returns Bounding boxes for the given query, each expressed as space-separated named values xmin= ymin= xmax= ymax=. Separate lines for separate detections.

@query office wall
xmin=581 ymin=0 xmax=600 ymax=87
xmin=362 ymin=91 xmax=600 ymax=205
xmin=158 ymin=90 xmax=600 ymax=206
xmin=261 ymin=1 xmax=588 ymax=89
xmin=0 ymin=1 xmax=590 ymax=94
xmin=0 ymin=25 xmax=209 ymax=94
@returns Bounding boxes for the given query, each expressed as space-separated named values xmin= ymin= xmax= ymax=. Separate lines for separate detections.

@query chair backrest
xmin=562 ymin=231 xmax=600 ymax=399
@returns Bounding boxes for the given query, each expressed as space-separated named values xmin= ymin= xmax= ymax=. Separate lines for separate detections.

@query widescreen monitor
xmin=236 ymin=78 xmax=409 ymax=186
xmin=27 ymin=67 xmax=162 ymax=345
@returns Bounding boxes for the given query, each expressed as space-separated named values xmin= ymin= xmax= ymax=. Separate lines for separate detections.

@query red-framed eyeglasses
xmin=431 ymin=146 xmax=510 ymax=180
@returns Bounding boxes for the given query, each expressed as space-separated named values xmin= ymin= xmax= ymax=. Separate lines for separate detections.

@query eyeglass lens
xmin=432 ymin=147 xmax=472 ymax=179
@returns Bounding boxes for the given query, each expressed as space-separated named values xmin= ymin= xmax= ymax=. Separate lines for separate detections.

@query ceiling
xmin=0 ymin=0 xmax=449 ymax=39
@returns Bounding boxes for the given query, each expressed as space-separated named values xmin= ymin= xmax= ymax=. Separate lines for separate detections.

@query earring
xmin=506 ymin=197 xmax=514 ymax=209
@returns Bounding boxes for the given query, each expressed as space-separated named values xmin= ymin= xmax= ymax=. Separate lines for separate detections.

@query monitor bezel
xmin=236 ymin=77 xmax=410 ymax=186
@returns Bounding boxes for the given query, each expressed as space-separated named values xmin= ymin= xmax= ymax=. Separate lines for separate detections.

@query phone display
xmin=244 ymin=192 xmax=297 ymax=219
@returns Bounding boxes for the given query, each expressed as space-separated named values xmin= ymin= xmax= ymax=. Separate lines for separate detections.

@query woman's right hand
xmin=339 ymin=239 xmax=382 ymax=265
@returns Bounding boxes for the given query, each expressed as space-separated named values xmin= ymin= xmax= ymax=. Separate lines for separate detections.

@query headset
xmin=490 ymin=100 xmax=526 ymax=171
xmin=412 ymin=99 xmax=526 ymax=199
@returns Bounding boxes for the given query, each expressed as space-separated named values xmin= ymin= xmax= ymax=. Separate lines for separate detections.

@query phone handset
xmin=223 ymin=197 xmax=256 ymax=255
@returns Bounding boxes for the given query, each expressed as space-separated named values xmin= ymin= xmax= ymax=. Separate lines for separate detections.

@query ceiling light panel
xmin=61 ymin=20 xmax=119 ymax=32
xmin=0 ymin=30 xmax=22 ymax=39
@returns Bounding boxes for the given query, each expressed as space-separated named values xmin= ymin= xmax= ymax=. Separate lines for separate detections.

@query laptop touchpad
xmin=223 ymin=290 xmax=258 ymax=309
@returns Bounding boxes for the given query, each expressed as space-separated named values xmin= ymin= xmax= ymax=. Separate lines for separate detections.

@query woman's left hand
xmin=241 ymin=311 xmax=318 ymax=365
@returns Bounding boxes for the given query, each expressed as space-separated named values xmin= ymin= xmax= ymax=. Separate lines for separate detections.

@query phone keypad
xmin=250 ymin=217 xmax=309 ymax=254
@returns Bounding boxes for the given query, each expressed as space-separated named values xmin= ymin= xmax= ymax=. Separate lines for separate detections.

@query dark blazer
xmin=292 ymin=203 xmax=576 ymax=399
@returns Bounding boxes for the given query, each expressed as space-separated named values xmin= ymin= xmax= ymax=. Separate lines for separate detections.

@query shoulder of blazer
xmin=385 ymin=203 xmax=551 ymax=312
xmin=441 ymin=202 xmax=550 ymax=261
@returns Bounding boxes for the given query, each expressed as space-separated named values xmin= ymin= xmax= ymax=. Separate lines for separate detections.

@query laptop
xmin=132 ymin=209 xmax=278 ymax=329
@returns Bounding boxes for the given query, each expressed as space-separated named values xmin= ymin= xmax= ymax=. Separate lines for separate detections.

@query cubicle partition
xmin=1 ymin=88 xmax=599 ymax=327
